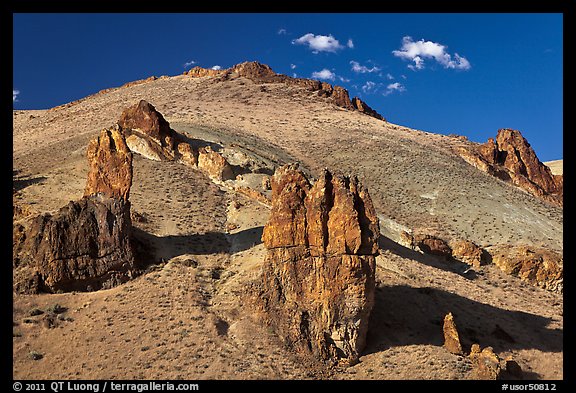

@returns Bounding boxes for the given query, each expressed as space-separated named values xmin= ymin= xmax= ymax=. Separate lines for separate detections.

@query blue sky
xmin=13 ymin=13 xmax=563 ymax=161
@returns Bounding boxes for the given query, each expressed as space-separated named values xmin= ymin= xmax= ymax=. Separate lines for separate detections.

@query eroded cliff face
xmin=457 ymin=129 xmax=562 ymax=205
xmin=185 ymin=61 xmax=385 ymax=121
xmin=13 ymin=128 xmax=137 ymax=293
xmin=259 ymin=164 xmax=379 ymax=366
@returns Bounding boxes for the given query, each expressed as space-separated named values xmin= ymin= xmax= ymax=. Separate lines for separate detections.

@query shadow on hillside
xmin=131 ymin=226 xmax=263 ymax=264
xmin=176 ymin=132 xmax=223 ymax=152
xmin=13 ymin=173 xmax=47 ymax=192
xmin=378 ymin=235 xmax=479 ymax=279
xmin=364 ymin=284 xmax=562 ymax=357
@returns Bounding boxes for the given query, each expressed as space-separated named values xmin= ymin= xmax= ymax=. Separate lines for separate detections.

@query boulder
xmin=469 ymin=344 xmax=502 ymax=380
xmin=352 ymin=97 xmax=385 ymax=121
xmin=197 ymin=146 xmax=235 ymax=181
xmin=489 ymin=245 xmax=563 ymax=292
xmin=260 ymin=164 xmax=378 ymax=365
xmin=84 ymin=127 xmax=133 ymax=201
xmin=450 ymin=239 xmax=485 ymax=268
xmin=413 ymin=234 xmax=452 ymax=258
xmin=176 ymin=142 xmax=198 ymax=166
xmin=118 ymin=100 xmax=176 ymax=152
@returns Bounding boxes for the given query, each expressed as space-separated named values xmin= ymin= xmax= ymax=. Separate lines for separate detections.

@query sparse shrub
xmin=29 ymin=351 xmax=43 ymax=360
xmin=46 ymin=304 xmax=66 ymax=314
xmin=29 ymin=308 xmax=44 ymax=317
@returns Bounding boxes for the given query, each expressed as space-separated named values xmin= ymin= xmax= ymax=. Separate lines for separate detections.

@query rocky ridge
xmin=185 ymin=61 xmax=386 ymax=121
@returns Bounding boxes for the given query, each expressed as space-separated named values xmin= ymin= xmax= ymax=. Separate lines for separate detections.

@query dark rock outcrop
xmin=413 ymin=234 xmax=452 ymax=258
xmin=457 ymin=129 xmax=562 ymax=205
xmin=13 ymin=128 xmax=138 ymax=293
xmin=489 ymin=245 xmax=563 ymax=293
xmin=351 ymin=97 xmax=385 ymax=121
xmin=259 ymin=164 xmax=379 ymax=366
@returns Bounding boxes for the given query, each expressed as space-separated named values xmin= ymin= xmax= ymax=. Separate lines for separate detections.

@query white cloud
xmin=393 ymin=36 xmax=471 ymax=71
xmin=292 ymin=33 xmax=345 ymax=53
xmin=401 ymin=74 xmax=407 ymax=79
xmin=311 ymin=68 xmax=336 ymax=81
xmin=290 ymin=64 xmax=297 ymax=69
xmin=362 ymin=81 xmax=377 ymax=94
xmin=183 ymin=60 xmax=196 ymax=68
xmin=278 ymin=28 xmax=287 ymax=35
xmin=386 ymin=73 xmax=394 ymax=80
xmin=13 ymin=89 xmax=20 ymax=102
xmin=347 ymin=39 xmax=354 ymax=49
xmin=384 ymin=82 xmax=406 ymax=96
xmin=292 ymin=73 xmax=298 ymax=78
xmin=350 ymin=60 xmax=381 ymax=74
xmin=339 ymin=76 xmax=351 ymax=83
xmin=211 ymin=65 xmax=222 ymax=70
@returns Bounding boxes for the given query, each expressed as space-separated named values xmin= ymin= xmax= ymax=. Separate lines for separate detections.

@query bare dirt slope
xmin=13 ymin=71 xmax=562 ymax=380
xmin=544 ymin=160 xmax=563 ymax=176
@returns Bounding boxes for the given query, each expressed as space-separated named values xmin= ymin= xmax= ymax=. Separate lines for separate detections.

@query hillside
xmin=13 ymin=62 xmax=563 ymax=380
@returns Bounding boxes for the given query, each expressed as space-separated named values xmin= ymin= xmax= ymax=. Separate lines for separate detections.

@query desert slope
xmin=13 ymin=66 xmax=562 ymax=380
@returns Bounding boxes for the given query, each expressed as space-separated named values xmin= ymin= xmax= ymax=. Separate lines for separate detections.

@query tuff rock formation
xmin=84 ymin=126 xmax=133 ymax=200
xmin=13 ymin=128 xmax=138 ymax=293
xmin=469 ymin=344 xmax=502 ymax=380
xmin=443 ymin=312 xmax=464 ymax=355
xmin=259 ymin=164 xmax=379 ymax=366
xmin=413 ymin=234 xmax=452 ymax=258
xmin=198 ymin=146 xmax=235 ymax=181
xmin=118 ymin=100 xmax=179 ymax=160
xmin=489 ymin=245 xmax=563 ymax=293
xmin=185 ymin=61 xmax=385 ymax=121
xmin=450 ymin=239 xmax=485 ymax=268
xmin=457 ymin=129 xmax=562 ymax=205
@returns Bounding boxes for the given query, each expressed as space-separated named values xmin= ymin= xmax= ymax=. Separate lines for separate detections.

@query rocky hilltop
xmin=185 ymin=61 xmax=385 ymax=121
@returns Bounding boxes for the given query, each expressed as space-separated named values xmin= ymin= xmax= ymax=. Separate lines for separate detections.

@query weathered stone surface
xmin=118 ymin=100 xmax=177 ymax=155
xmin=443 ymin=312 xmax=463 ymax=355
xmin=125 ymin=134 xmax=165 ymax=162
xmin=450 ymin=239 xmax=485 ymax=268
xmin=197 ymin=146 xmax=235 ymax=181
xmin=13 ymin=195 xmax=136 ymax=293
xmin=84 ymin=127 xmax=133 ymax=201
xmin=489 ymin=245 xmax=563 ymax=292
xmin=14 ymin=128 xmax=137 ymax=294
xmin=413 ymin=234 xmax=452 ymax=258
xmin=260 ymin=164 xmax=378 ymax=365
xmin=176 ymin=141 xmax=198 ymax=166
xmin=469 ymin=345 xmax=502 ymax=380
xmin=457 ymin=129 xmax=562 ymax=205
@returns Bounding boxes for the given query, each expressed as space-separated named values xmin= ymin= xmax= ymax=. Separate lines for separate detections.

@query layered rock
xmin=457 ymin=129 xmax=562 ymax=205
xmin=13 ymin=128 xmax=138 ymax=293
xmin=185 ymin=61 xmax=385 ymax=121
xmin=443 ymin=312 xmax=464 ymax=355
xmin=260 ymin=164 xmax=379 ymax=365
xmin=489 ymin=245 xmax=563 ymax=293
